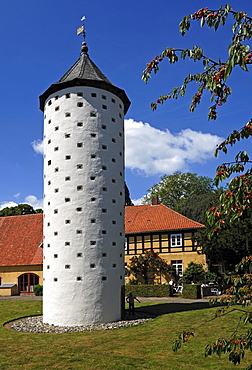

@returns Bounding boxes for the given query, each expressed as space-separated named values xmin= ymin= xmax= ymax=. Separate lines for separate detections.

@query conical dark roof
xmin=39 ymin=47 xmax=130 ymax=113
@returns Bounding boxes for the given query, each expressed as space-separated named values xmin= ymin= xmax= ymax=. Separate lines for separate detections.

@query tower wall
xmin=43 ymin=86 xmax=125 ymax=326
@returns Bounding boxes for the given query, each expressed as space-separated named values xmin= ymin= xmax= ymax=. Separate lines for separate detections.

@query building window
xmin=77 ymin=253 xmax=83 ymax=257
xmin=77 ymin=92 xmax=83 ymax=97
xmin=102 ymin=105 xmax=107 ymax=110
xmin=171 ymin=260 xmax=183 ymax=276
xmin=65 ymin=133 xmax=71 ymax=138
xmin=77 ymin=185 xmax=83 ymax=191
xmin=65 ymin=241 xmax=70 ymax=246
xmin=90 ymin=112 xmax=97 ymax=117
xmin=65 ymin=176 xmax=71 ymax=181
xmin=90 ymin=264 xmax=96 ymax=268
xmin=65 ymin=198 xmax=71 ymax=202
xmin=65 ymin=93 xmax=70 ymax=98
xmin=77 ymin=102 xmax=83 ymax=107
xmin=65 ymin=265 xmax=71 ymax=269
xmin=102 ymin=95 xmax=106 ymax=100
xmin=102 ymin=253 xmax=107 ymax=257
xmin=18 ymin=273 xmax=39 ymax=293
xmin=90 ymin=133 xmax=96 ymax=137
xmin=48 ymin=119 xmax=51 ymax=124
xmin=77 ymin=122 xmax=83 ymax=127
xmin=55 ymin=106 xmax=59 ymax=111
xmin=111 ymin=118 xmax=115 ymax=123
xmin=91 ymin=93 xmax=97 ymax=97
xmin=77 ymin=164 xmax=83 ymax=169
xmin=76 ymin=277 xmax=82 ymax=281
xmin=102 ymin=145 xmax=107 ymax=150
xmin=170 ymin=234 xmax=182 ymax=247
xmin=65 ymin=112 xmax=71 ymax=117
xmin=111 ymin=98 xmax=115 ymax=103
xmin=102 ymin=125 xmax=107 ymax=130
xmin=76 ymin=207 xmax=82 ymax=212
xmin=55 ymin=126 xmax=59 ymax=131
xmin=65 ymin=155 xmax=71 ymax=160
xmin=77 ymin=142 xmax=83 ymax=147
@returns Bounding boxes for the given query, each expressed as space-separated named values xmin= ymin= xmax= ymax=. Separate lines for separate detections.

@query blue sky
xmin=0 ymin=0 xmax=252 ymax=209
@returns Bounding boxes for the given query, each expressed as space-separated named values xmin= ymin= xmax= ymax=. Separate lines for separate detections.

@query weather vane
xmin=77 ymin=16 xmax=86 ymax=40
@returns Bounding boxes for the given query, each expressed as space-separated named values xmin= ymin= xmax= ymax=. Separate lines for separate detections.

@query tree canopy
xmin=142 ymin=3 xmax=252 ymax=234
xmin=0 ymin=204 xmax=39 ymax=217
xmin=142 ymin=171 xmax=215 ymax=214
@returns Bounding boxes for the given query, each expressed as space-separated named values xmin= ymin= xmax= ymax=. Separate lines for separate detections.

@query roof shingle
xmin=0 ymin=214 xmax=43 ymax=266
xmin=125 ymin=204 xmax=205 ymax=234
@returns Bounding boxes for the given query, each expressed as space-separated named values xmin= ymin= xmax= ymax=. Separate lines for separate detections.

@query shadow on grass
xmin=134 ymin=301 xmax=221 ymax=317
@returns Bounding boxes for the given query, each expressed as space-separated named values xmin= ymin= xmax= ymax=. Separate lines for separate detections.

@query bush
xmin=182 ymin=284 xmax=201 ymax=299
xmin=125 ymin=284 xmax=171 ymax=297
xmin=34 ymin=285 xmax=43 ymax=296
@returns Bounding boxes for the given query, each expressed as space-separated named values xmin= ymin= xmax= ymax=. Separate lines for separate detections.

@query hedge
xmin=125 ymin=284 xmax=171 ymax=297
xmin=34 ymin=285 xmax=43 ymax=296
xmin=182 ymin=284 xmax=201 ymax=299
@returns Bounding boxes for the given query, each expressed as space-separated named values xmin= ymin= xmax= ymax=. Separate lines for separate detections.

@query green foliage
xmin=125 ymin=182 xmax=134 ymax=206
xmin=0 ymin=204 xmax=36 ymax=217
xmin=33 ymin=285 xmax=43 ymax=296
xmin=182 ymin=262 xmax=206 ymax=284
xmin=197 ymin=210 xmax=252 ymax=270
xmin=180 ymin=192 xmax=219 ymax=223
xmin=182 ymin=284 xmax=201 ymax=299
xmin=142 ymin=171 xmax=215 ymax=213
xmin=127 ymin=250 xmax=176 ymax=284
xmin=35 ymin=208 xmax=43 ymax=213
xmin=143 ymin=4 xmax=252 ymax=235
xmin=125 ymin=284 xmax=171 ymax=297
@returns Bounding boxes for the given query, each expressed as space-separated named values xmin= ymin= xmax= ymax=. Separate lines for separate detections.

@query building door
xmin=18 ymin=273 xmax=39 ymax=293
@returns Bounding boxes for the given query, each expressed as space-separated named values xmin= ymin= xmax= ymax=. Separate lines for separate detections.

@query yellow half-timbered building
xmin=125 ymin=202 xmax=206 ymax=277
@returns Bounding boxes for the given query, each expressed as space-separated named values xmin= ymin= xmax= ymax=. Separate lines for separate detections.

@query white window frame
xmin=171 ymin=260 xmax=183 ymax=276
xmin=170 ymin=233 xmax=182 ymax=247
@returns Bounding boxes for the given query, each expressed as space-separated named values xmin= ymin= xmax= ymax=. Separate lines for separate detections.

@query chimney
xmin=152 ymin=196 xmax=159 ymax=205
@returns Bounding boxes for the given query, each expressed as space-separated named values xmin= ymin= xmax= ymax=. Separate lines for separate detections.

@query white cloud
xmin=13 ymin=193 xmax=20 ymax=198
xmin=32 ymin=139 xmax=44 ymax=154
xmin=0 ymin=201 xmax=18 ymax=210
xmin=125 ymin=118 xmax=223 ymax=176
xmin=24 ymin=195 xmax=43 ymax=210
xmin=132 ymin=197 xmax=144 ymax=205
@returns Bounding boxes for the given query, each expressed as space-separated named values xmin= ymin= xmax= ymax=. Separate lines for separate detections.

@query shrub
xmin=125 ymin=284 xmax=171 ymax=297
xmin=182 ymin=284 xmax=201 ymax=299
xmin=34 ymin=285 xmax=43 ymax=296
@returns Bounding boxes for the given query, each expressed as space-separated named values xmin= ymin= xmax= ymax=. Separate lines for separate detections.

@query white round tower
xmin=40 ymin=42 xmax=130 ymax=326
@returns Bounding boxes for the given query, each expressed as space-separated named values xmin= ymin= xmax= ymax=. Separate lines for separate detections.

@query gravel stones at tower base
xmin=10 ymin=314 xmax=152 ymax=333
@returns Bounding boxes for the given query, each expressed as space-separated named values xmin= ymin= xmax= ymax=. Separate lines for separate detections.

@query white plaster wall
xmin=43 ymin=86 xmax=125 ymax=326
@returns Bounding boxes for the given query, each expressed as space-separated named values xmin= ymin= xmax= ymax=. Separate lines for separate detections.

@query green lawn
xmin=0 ymin=299 xmax=252 ymax=369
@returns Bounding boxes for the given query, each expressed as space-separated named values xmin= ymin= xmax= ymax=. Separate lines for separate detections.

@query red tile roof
xmin=125 ymin=204 xmax=205 ymax=234
xmin=0 ymin=213 xmax=43 ymax=266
